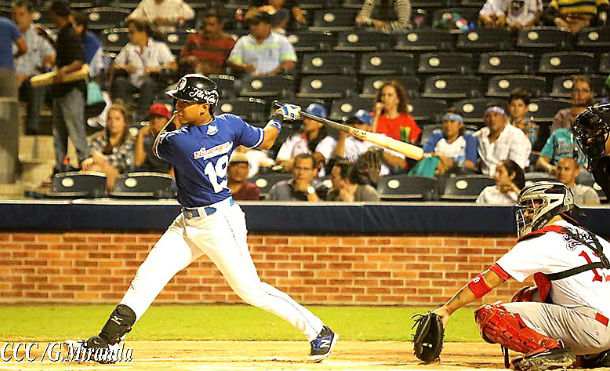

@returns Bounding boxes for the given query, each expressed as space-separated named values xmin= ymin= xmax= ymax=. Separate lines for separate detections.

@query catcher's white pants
xmin=119 ymin=200 xmax=323 ymax=341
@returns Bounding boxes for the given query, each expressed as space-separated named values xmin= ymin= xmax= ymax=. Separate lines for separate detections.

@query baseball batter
xmin=70 ymin=74 xmax=337 ymax=363
xmin=432 ymin=181 xmax=610 ymax=370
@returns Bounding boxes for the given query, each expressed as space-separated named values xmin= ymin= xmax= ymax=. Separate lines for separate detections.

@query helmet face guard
xmin=572 ymin=104 xmax=610 ymax=162
xmin=515 ymin=182 xmax=574 ymax=238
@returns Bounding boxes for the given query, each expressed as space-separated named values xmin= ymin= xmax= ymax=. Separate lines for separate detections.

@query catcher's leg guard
xmin=99 ymin=304 xmax=136 ymax=345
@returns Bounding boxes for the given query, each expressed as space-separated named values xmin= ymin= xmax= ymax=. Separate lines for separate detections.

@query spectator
xmin=127 ymin=0 xmax=195 ymax=33
xmin=81 ymin=101 xmax=135 ymax=191
xmin=555 ymin=157 xmax=600 ymax=205
xmin=180 ymin=11 xmax=235 ymax=75
xmin=0 ymin=15 xmax=26 ymax=98
xmin=544 ymin=0 xmax=609 ymax=33
xmin=71 ymin=11 xmax=104 ymax=78
xmin=373 ymin=80 xmax=420 ymax=144
xmin=536 ymin=121 xmax=586 ymax=174
xmin=476 ymin=159 xmax=525 ymax=204
xmin=227 ymin=152 xmax=260 ymax=201
xmin=111 ymin=19 xmax=177 ymax=122
xmin=474 ymin=103 xmax=531 ymax=176
xmin=47 ymin=0 xmax=89 ymax=172
xmin=551 ymin=75 xmax=595 ymax=132
xmin=245 ymin=0 xmax=302 ymax=33
xmin=479 ymin=0 xmax=542 ymax=29
xmin=422 ymin=111 xmax=478 ymax=176
xmin=227 ymin=11 xmax=296 ymax=76
xmin=12 ymin=0 xmax=53 ymax=134
xmin=508 ymin=88 xmax=538 ymax=147
xmin=267 ymin=153 xmax=323 ymax=201
xmin=356 ymin=0 xmax=412 ymax=33
xmin=327 ymin=160 xmax=380 ymax=202
xmin=233 ymin=146 xmax=275 ymax=177
xmin=134 ymin=103 xmax=172 ymax=174
xmin=275 ymin=103 xmax=336 ymax=176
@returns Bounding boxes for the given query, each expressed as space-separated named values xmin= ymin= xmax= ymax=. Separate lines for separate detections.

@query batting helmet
xmin=515 ymin=181 xmax=574 ymax=238
xmin=166 ymin=74 xmax=219 ymax=106
xmin=572 ymin=103 xmax=610 ymax=161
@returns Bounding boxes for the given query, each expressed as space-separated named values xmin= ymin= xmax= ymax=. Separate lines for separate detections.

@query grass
xmin=0 ymin=305 xmax=482 ymax=342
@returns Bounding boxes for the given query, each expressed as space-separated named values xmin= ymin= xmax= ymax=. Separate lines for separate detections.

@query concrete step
xmin=19 ymin=135 xmax=79 ymax=167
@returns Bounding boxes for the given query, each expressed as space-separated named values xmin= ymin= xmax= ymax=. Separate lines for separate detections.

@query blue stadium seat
xmin=287 ymin=31 xmax=336 ymax=52
xmin=455 ymin=97 xmax=495 ymax=124
xmin=310 ymin=8 xmax=357 ymax=32
xmin=359 ymin=52 xmax=415 ymax=75
xmin=550 ymin=75 xmax=609 ymax=99
xmin=417 ymin=52 xmax=473 ymax=74
xmin=456 ymin=28 xmax=512 ymax=51
xmin=441 ymin=175 xmax=495 ymax=201
xmin=527 ymin=98 xmax=571 ymax=123
xmin=329 ymin=97 xmax=373 ymax=122
xmin=335 ymin=31 xmax=393 ymax=51
xmin=422 ymin=75 xmax=481 ymax=99
xmin=538 ymin=52 xmax=595 ymax=75
xmin=407 ymin=98 xmax=448 ymax=124
xmin=377 ymin=175 xmax=439 ymax=201
xmin=486 ymin=75 xmax=545 ymax=98
xmin=215 ymin=98 xmax=267 ymax=125
xmin=300 ymin=52 xmax=356 ymax=75
xmin=239 ymin=75 xmax=295 ymax=99
xmin=394 ymin=29 xmax=454 ymax=51
xmin=360 ymin=75 xmax=420 ymax=99
xmin=478 ymin=52 xmax=534 ymax=75
xmin=86 ymin=7 xmax=131 ymax=31
xmin=297 ymin=75 xmax=357 ymax=99
xmin=516 ymin=27 xmax=572 ymax=50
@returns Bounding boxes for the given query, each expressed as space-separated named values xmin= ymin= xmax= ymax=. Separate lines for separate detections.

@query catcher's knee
xmin=100 ymin=304 xmax=136 ymax=345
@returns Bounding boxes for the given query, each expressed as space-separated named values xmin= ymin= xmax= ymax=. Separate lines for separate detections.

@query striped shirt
xmin=549 ymin=0 xmax=609 ymax=16
xmin=13 ymin=24 xmax=55 ymax=76
xmin=358 ymin=0 xmax=411 ymax=32
xmin=180 ymin=32 xmax=235 ymax=70
xmin=228 ymin=31 xmax=296 ymax=75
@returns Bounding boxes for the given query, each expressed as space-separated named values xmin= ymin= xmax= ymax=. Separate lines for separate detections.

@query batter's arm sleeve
xmin=231 ymin=114 xmax=265 ymax=149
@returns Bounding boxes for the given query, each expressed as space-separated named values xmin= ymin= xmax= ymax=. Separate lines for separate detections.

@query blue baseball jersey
xmin=155 ymin=114 xmax=264 ymax=207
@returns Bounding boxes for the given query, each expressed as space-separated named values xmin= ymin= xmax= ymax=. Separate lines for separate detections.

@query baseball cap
xmin=148 ymin=103 xmax=171 ymax=119
xmin=229 ymin=152 xmax=249 ymax=165
xmin=347 ymin=109 xmax=373 ymax=125
xmin=304 ymin=103 xmax=327 ymax=119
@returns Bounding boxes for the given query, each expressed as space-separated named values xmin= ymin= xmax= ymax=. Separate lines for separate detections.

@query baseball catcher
xmin=431 ymin=181 xmax=610 ymax=370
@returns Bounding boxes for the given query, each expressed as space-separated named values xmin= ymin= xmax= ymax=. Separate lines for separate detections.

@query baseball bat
xmin=30 ymin=64 xmax=89 ymax=87
xmin=273 ymin=101 xmax=424 ymax=161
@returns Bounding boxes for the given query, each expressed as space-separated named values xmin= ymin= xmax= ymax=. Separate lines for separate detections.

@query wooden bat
xmin=30 ymin=64 xmax=89 ymax=87
xmin=273 ymin=101 xmax=424 ymax=161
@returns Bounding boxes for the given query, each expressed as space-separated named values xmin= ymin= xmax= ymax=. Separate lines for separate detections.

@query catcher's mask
xmin=515 ymin=181 xmax=574 ymax=238
xmin=572 ymin=103 xmax=610 ymax=161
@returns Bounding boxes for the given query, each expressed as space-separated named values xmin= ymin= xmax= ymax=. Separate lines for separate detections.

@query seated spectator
xmin=266 ymin=153 xmax=323 ymax=201
xmin=245 ymin=0 xmax=305 ymax=33
xmin=12 ymin=0 xmax=55 ymax=135
xmin=544 ymin=0 xmax=608 ymax=34
xmin=275 ymin=103 xmax=336 ymax=176
xmin=180 ymin=11 xmax=235 ymax=75
xmin=474 ymin=103 xmax=531 ymax=176
xmin=227 ymin=11 xmax=296 ymax=76
xmin=551 ymin=75 xmax=595 ymax=132
xmin=536 ymin=122 xmax=586 ymax=174
xmin=134 ymin=103 xmax=172 ymax=174
xmin=476 ymin=159 xmax=525 ymax=204
xmin=71 ymin=11 xmax=104 ymax=78
xmin=508 ymin=88 xmax=538 ymax=147
xmin=373 ymin=80 xmax=420 ymax=144
xmin=422 ymin=111 xmax=478 ymax=176
xmin=227 ymin=152 xmax=260 ymax=201
xmin=127 ymin=0 xmax=195 ymax=33
xmin=111 ymin=19 xmax=177 ymax=122
xmin=479 ymin=0 xmax=542 ymax=29
xmin=81 ymin=101 xmax=135 ymax=191
xmin=327 ymin=160 xmax=380 ymax=202
xmin=555 ymin=157 xmax=600 ymax=205
xmin=355 ymin=0 xmax=412 ymax=33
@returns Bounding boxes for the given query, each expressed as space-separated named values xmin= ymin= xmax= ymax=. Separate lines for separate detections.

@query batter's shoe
xmin=64 ymin=335 xmax=119 ymax=364
xmin=511 ymin=346 xmax=576 ymax=371
xmin=309 ymin=326 xmax=338 ymax=362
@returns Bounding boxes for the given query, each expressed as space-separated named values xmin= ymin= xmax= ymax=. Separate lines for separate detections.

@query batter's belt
xmin=182 ymin=197 xmax=235 ymax=219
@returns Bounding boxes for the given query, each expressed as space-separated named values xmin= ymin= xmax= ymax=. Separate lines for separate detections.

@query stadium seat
xmin=208 ymin=74 xmax=237 ymax=98
xmin=550 ymin=75 xmax=609 ymax=98
xmin=215 ymin=98 xmax=267 ymax=125
xmin=432 ymin=8 xmax=480 ymax=26
xmin=297 ymin=75 xmax=357 ymax=99
xmin=538 ymin=52 xmax=595 ymax=75
xmin=441 ymin=175 xmax=495 ymax=201
xmin=86 ymin=7 xmax=130 ymax=31
xmin=112 ymin=0 xmax=141 ymax=9
xmin=335 ymin=31 xmax=393 ymax=51
xmin=224 ymin=0 xmax=250 ymax=9
xmin=359 ymin=52 xmax=415 ymax=75
xmin=516 ymin=27 xmax=572 ymax=50
xmin=525 ymin=172 xmax=554 ymax=184
xmin=458 ymin=0 xmax=485 ymax=6
xmin=600 ymin=53 xmax=610 ymax=74
xmin=420 ymin=124 xmax=441 ymax=145
xmin=298 ymin=0 xmax=327 ymax=9
xmin=413 ymin=0 xmax=450 ymax=6
xmin=102 ymin=28 xmax=129 ymax=53
xmin=300 ymin=52 xmax=356 ymax=75
xmin=394 ymin=29 xmax=454 ymax=51
xmin=478 ymin=52 xmax=534 ymax=75
xmin=455 ymin=97 xmax=494 ymax=124
xmin=407 ymin=98 xmax=448 ymax=124
xmin=576 ymin=26 xmax=610 ymax=50
xmin=342 ymin=0 xmax=365 ymax=8
xmin=417 ymin=52 xmax=473 ymax=74
xmin=329 ymin=97 xmax=373 ymax=122
xmin=422 ymin=75 xmax=481 ymax=99
xmin=31 ymin=9 xmax=54 ymax=28
xmin=249 ymin=173 xmax=292 ymax=198
xmin=310 ymin=8 xmax=357 ymax=32
xmin=287 ymin=31 xmax=336 ymax=52
xmin=49 ymin=172 xmax=107 ymax=198
xmin=239 ymin=75 xmax=295 ymax=99
xmin=360 ymin=75 xmax=420 ymax=99
xmin=111 ymin=173 xmax=174 ymax=198
xmin=486 ymin=75 xmax=545 ymax=98
xmin=527 ymin=98 xmax=571 ymax=123
xmin=377 ymin=175 xmax=439 ymax=201
xmin=456 ymin=28 xmax=512 ymax=51
xmin=164 ymin=31 xmax=194 ymax=53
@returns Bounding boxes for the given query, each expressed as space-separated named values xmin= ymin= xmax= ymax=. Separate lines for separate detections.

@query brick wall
xmin=1 ymin=232 xmax=534 ymax=305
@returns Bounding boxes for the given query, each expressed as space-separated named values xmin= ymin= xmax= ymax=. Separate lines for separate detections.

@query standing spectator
xmin=474 ymin=103 xmax=531 ymax=176
xmin=544 ymin=0 xmax=609 ymax=33
xmin=327 ymin=160 xmax=380 ymax=202
xmin=373 ymin=80 xmax=420 ymax=144
xmin=508 ymin=88 xmax=538 ymax=146
xmin=551 ymin=75 xmax=595 ymax=132
xmin=180 ymin=11 xmax=235 ymax=75
xmin=479 ymin=0 xmax=542 ymax=29
xmin=422 ymin=111 xmax=478 ymax=175
xmin=134 ymin=103 xmax=172 ymax=174
xmin=266 ymin=153 xmax=323 ymax=201
xmin=111 ymin=19 xmax=177 ymax=122
xmin=356 ymin=0 xmax=412 ymax=33
xmin=127 ymin=0 xmax=195 ymax=33
xmin=71 ymin=11 xmax=104 ymax=78
xmin=555 ymin=157 xmax=600 ymax=205
xmin=47 ymin=0 xmax=88 ymax=172
xmin=476 ymin=159 xmax=525 ymax=204
xmin=81 ymin=101 xmax=135 ymax=191
xmin=227 ymin=152 xmax=260 ymax=201
xmin=12 ymin=0 xmax=53 ymax=134
xmin=227 ymin=11 xmax=296 ymax=76
xmin=0 ymin=16 xmax=26 ymax=98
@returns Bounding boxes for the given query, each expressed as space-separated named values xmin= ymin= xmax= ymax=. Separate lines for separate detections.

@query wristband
xmin=467 ymin=273 xmax=491 ymax=298
xmin=268 ymin=118 xmax=282 ymax=132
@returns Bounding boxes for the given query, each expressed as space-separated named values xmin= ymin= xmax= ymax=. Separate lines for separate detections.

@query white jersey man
xmin=432 ymin=181 xmax=610 ymax=370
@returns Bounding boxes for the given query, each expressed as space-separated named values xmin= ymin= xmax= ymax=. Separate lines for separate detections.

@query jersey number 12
xmin=204 ymin=154 xmax=229 ymax=193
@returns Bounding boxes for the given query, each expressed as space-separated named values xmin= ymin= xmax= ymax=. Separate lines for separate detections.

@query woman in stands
xmin=355 ymin=0 xmax=412 ymax=33
xmin=372 ymin=80 xmax=421 ymax=145
xmin=476 ymin=159 xmax=525 ymax=205
xmin=81 ymin=101 xmax=135 ymax=191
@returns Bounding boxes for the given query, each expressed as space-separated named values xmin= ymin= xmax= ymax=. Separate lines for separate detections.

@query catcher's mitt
xmin=412 ymin=312 xmax=444 ymax=363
